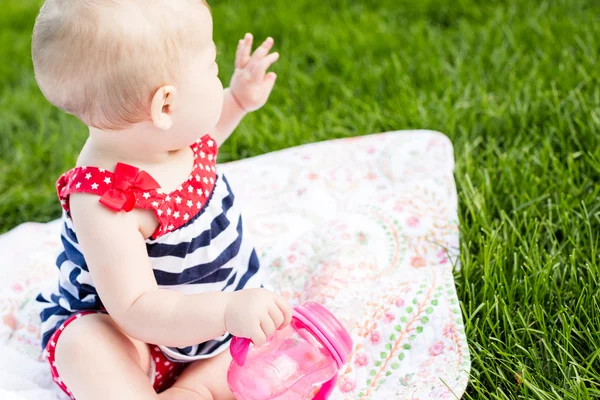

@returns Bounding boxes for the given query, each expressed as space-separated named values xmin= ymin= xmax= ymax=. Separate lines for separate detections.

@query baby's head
xmin=32 ymin=0 xmax=223 ymax=144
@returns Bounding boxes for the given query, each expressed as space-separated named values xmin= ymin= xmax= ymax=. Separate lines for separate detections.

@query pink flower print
xmin=407 ymin=216 xmax=420 ymax=228
xmin=354 ymin=352 xmax=369 ymax=367
xmin=2 ymin=313 xmax=17 ymax=330
xmin=367 ymin=147 xmax=376 ymax=154
xmin=393 ymin=202 xmax=404 ymax=212
xmin=287 ymin=254 xmax=297 ymax=264
xmin=357 ymin=232 xmax=368 ymax=244
xmin=437 ymin=248 xmax=449 ymax=264
xmin=272 ymin=258 xmax=282 ymax=269
xmin=370 ymin=331 xmax=381 ymax=345
xmin=367 ymin=172 xmax=377 ymax=181
xmin=443 ymin=323 xmax=454 ymax=338
xmin=338 ymin=377 xmax=356 ymax=393
xmin=420 ymin=358 xmax=435 ymax=368
xmin=410 ymin=256 xmax=426 ymax=268
xmin=429 ymin=341 xmax=444 ymax=356
xmin=307 ymin=172 xmax=319 ymax=180
xmin=395 ymin=298 xmax=405 ymax=308
xmin=418 ymin=368 xmax=431 ymax=378
xmin=12 ymin=283 xmax=23 ymax=292
xmin=384 ymin=312 xmax=396 ymax=323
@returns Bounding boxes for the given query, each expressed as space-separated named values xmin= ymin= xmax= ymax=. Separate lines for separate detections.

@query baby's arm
xmin=211 ymin=34 xmax=279 ymax=146
xmin=70 ymin=194 xmax=292 ymax=347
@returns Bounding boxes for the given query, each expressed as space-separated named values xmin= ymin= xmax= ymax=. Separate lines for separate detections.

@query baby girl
xmin=32 ymin=1 xmax=293 ymax=399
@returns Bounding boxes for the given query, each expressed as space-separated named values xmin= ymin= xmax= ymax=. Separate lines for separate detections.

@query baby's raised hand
xmin=229 ymin=33 xmax=280 ymax=112
xmin=224 ymin=288 xmax=293 ymax=346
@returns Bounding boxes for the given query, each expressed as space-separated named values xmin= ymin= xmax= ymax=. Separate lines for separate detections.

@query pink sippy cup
xmin=227 ymin=302 xmax=353 ymax=400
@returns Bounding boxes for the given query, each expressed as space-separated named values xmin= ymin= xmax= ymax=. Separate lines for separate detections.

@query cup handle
xmin=313 ymin=374 xmax=337 ymax=400
xmin=230 ymin=337 xmax=251 ymax=366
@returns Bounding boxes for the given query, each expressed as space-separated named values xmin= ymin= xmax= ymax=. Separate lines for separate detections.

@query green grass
xmin=1 ymin=0 xmax=599 ymax=398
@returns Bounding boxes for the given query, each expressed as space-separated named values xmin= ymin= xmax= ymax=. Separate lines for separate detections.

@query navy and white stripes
xmin=37 ymin=173 xmax=262 ymax=361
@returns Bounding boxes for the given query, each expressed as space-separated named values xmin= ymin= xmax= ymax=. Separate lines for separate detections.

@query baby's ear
xmin=150 ymin=85 xmax=177 ymax=130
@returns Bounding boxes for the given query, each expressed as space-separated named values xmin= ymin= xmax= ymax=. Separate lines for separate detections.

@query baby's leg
xmin=54 ymin=313 xmax=158 ymax=400
xmin=159 ymin=350 xmax=234 ymax=400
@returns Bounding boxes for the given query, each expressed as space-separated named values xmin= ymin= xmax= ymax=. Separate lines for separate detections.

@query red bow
xmin=99 ymin=163 xmax=160 ymax=212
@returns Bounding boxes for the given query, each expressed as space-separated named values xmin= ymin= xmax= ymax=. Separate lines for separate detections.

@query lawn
xmin=1 ymin=0 xmax=599 ymax=398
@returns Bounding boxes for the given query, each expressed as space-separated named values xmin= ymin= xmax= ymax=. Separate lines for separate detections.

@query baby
xmin=32 ymin=1 xmax=293 ymax=399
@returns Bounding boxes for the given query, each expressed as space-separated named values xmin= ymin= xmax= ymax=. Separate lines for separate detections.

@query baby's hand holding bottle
xmin=224 ymin=289 xmax=293 ymax=346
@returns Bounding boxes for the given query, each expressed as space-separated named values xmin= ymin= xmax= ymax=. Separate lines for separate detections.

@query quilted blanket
xmin=0 ymin=130 xmax=470 ymax=399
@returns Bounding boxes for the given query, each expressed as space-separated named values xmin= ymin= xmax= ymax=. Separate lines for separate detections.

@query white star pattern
xmin=58 ymin=146 xmax=220 ymax=235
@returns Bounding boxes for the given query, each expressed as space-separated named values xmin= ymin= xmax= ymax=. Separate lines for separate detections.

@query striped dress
xmin=36 ymin=134 xmax=262 ymax=362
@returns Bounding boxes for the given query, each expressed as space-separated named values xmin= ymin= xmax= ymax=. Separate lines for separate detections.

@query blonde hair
xmin=32 ymin=0 xmax=209 ymax=130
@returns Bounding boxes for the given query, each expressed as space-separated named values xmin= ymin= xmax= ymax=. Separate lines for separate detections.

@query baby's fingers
xmin=251 ymin=52 xmax=279 ymax=80
xmin=246 ymin=37 xmax=274 ymax=71
xmin=251 ymin=327 xmax=267 ymax=347
xmin=269 ymin=306 xmax=285 ymax=329
xmin=275 ymin=295 xmax=293 ymax=327
xmin=235 ymin=33 xmax=253 ymax=69
xmin=260 ymin=316 xmax=277 ymax=341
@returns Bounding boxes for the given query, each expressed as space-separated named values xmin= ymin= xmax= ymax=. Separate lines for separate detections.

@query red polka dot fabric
xmin=44 ymin=311 xmax=187 ymax=398
xmin=56 ymin=134 xmax=218 ymax=239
